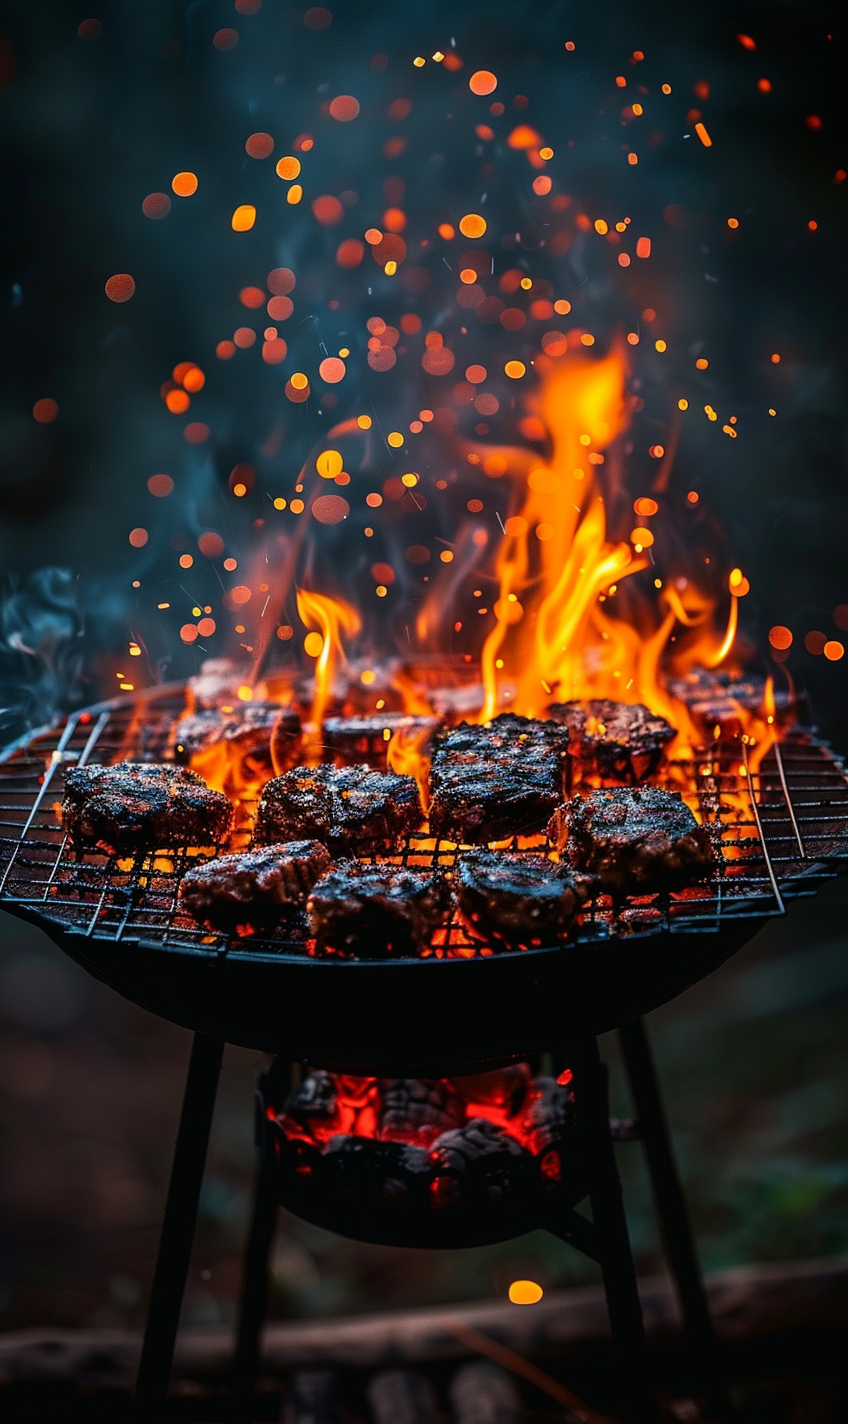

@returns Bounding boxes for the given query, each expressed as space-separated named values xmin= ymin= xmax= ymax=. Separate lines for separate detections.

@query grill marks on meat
xmin=179 ymin=840 xmax=330 ymax=932
xmin=456 ymin=849 xmax=592 ymax=947
xmin=428 ymin=714 xmax=569 ymax=844
xmin=307 ymin=862 xmax=452 ymax=957
xmin=253 ymin=764 xmax=421 ymax=855
xmin=548 ymin=699 xmax=676 ymax=783
xmin=173 ymin=702 xmax=302 ymax=780
xmin=62 ymin=762 xmax=233 ymax=854
xmin=322 ymin=714 xmax=436 ymax=769
xmin=549 ymin=786 xmax=721 ymax=895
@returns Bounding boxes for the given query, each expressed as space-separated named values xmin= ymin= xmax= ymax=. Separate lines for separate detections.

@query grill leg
xmin=619 ymin=1017 xmax=734 ymax=1420
xmin=230 ymin=1059 xmax=290 ymax=1419
xmin=134 ymin=1032 xmax=224 ymax=1421
xmin=568 ymin=1031 xmax=657 ymax=1424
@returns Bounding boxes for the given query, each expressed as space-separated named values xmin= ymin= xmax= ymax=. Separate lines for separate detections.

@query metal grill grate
xmin=0 ymin=684 xmax=846 ymax=961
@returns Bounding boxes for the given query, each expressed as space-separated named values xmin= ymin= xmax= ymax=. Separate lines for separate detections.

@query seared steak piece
xmin=322 ymin=713 xmax=437 ymax=769
xmin=254 ymin=764 xmax=421 ymax=855
xmin=307 ymin=862 xmax=452 ymax=957
xmin=456 ymin=849 xmax=592 ymax=947
xmin=173 ymin=702 xmax=301 ymax=779
xmin=428 ymin=714 xmax=570 ymax=844
xmin=179 ymin=839 xmax=330 ymax=931
xmin=378 ymin=1078 xmax=465 ymax=1147
xmin=549 ymin=787 xmax=721 ymax=895
xmin=62 ymin=762 xmax=232 ymax=854
xmin=548 ymin=699 xmax=676 ymax=783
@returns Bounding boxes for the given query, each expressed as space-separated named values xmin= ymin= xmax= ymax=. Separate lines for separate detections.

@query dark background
xmin=0 ymin=0 xmax=846 ymax=1334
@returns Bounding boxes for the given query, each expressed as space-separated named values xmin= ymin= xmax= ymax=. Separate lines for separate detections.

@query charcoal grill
xmin=2 ymin=682 xmax=846 ymax=1423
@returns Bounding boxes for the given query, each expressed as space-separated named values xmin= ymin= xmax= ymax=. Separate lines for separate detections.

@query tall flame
xmin=296 ymin=588 xmax=361 ymax=760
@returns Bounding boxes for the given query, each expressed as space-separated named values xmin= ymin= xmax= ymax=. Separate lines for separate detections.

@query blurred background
xmin=0 ymin=0 xmax=846 ymax=1336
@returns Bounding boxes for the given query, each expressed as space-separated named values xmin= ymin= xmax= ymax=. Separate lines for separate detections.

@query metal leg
xmin=134 ymin=1033 xmax=224 ymax=1421
xmin=230 ymin=1058 xmax=290 ymax=1419
xmin=619 ymin=1017 xmax=733 ymax=1419
xmin=568 ymin=1031 xmax=657 ymax=1424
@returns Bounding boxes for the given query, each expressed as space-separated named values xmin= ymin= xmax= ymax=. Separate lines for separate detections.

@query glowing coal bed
xmin=261 ymin=1061 xmax=590 ymax=1247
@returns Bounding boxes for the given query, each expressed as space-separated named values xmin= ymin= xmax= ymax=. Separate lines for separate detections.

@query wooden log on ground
xmin=0 ymin=1257 xmax=845 ymax=1392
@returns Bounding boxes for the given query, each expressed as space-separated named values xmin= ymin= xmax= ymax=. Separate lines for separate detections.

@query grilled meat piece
xmin=456 ymin=849 xmax=592 ymax=947
xmin=173 ymin=702 xmax=301 ymax=780
xmin=428 ymin=714 xmax=570 ymax=844
xmin=307 ymin=862 xmax=452 ymax=957
xmin=254 ymin=764 xmax=421 ymax=855
xmin=378 ymin=1078 xmax=466 ymax=1147
xmin=179 ymin=839 xmax=330 ymax=931
xmin=549 ymin=786 xmax=721 ymax=895
xmin=62 ymin=762 xmax=233 ymax=854
xmin=548 ymin=699 xmax=676 ymax=783
xmin=668 ymin=669 xmax=797 ymax=740
xmin=322 ymin=713 xmax=437 ymax=769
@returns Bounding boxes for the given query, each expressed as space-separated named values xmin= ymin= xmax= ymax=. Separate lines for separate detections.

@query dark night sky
xmin=0 ymin=0 xmax=845 ymax=743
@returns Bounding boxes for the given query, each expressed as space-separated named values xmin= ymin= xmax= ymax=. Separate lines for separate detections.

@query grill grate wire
xmin=0 ymin=685 xmax=846 ymax=961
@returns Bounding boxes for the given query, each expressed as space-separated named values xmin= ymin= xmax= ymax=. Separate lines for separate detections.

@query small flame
xmin=387 ymin=723 xmax=432 ymax=809
xmin=296 ymin=588 xmax=361 ymax=759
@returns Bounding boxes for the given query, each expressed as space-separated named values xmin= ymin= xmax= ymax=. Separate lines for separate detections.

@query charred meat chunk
xmin=548 ymin=699 xmax=676 ymax=783
xmin=307 ymin=862 xmax=452 ymax=957
xmin=456 ymin=849 xmax=592 ymax=948
xmin=428 ymin=714 xmax=570 ymax=844
xmin=62 ymin=762 xmax=232 ymax=854
xmin=549 ymin=787 xmax=721 ymax=895
xmin=179 ymin=839 xmax=330 ymax=932
xmin=322 ymin=713 xmax=437 ymax=769
xmin=173 ymin=702 xmax=301 ymax=780
xmin=378 ymin=1078 xmax=466 ymax=1147
xmin=253 ymin=764 xmax=421 ymax=855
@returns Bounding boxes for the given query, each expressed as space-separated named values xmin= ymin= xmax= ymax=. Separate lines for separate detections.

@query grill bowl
xmin=1 ymin=684 xmax=844 ymax=1074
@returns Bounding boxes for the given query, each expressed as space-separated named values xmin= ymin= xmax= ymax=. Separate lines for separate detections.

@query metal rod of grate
xmin=0 ymin=688 xmax=846 ymax=962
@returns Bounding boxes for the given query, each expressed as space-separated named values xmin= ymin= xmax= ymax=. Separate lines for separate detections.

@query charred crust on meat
xmin=62 ymin=762 xmax=233 ymax=854
xmin=172 ymin=702 xmax=301 ymax=779
xmin=428 ymin=713 xmax=570 ymax=844
xmin=548 ymin=699 xmax=676 ymax=783
xmin=253 ymin=764 xmax=421 ymax=855
xmin=549 ymin=786 xmax=722 ymax=895
xmin=179 ymin=839 xmax=331 ymax=932
xmin=456 ymin=849 xmax=592 ymax=947
xmin=307 ymin=861 xmax=452 ymax=957
xmin=322 ymin=713 xmax=437 ymax=769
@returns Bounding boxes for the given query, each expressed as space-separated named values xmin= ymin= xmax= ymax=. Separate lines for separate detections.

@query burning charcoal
xmin=287 ymin=1369 xmax=339 ymax=1424
xmin=270 ymin=707 xmax=304 ymax=774
xmin=453 ymin=1064 xmax=532 ymax=1119
xmin=428 ymin=714 xmax=570 ymax=844
xmin=322 ymin=713 xmax=437 ymax=769
xmin=449 ymin=1361 xmax=523 ymax=1424
xmin=378 ymin=1077 xmax=466 ymax=1147
xmin=366 ymin=1370 xmax=441 ymax=1424
xmin=429 ymin=1118 xmax=531 ymax=1206
xmin=62 ymin=762 xmax=232 ymax=854
xmin=323 ymin=1136 xmax=431 ymax=1208
xmin=456 ymin=849 xmax=592 ymax=947
xmin=549 ymin=787 xmax=721 ymax=896
xmin=179 ymin=840 xmax=331 ymax=932
xmin=307 ymin=863 xmax=452 ymax=957
xmin=253 ymin=764 xmax=422 ymax=856
xmin=519 ymin=1075 xmax=577 ymax=1160
xmin=548 ymin=698 xmax=676 ymax=783
xmin=284 ymin=1069 xmax=338 ymax=1125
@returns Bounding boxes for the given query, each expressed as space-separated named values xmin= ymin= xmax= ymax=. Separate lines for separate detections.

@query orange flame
xmin=296 ymin=588 xmax=361 ymax=759
xmin=387 ymin=724 xmax=432 ymax=809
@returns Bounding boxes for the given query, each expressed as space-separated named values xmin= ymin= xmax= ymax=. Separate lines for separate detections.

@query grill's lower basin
xmin=258 ymin=1067 xmax=588 ymax=1249
xmin=31 ymin=912 xmax=763 ymax=1073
